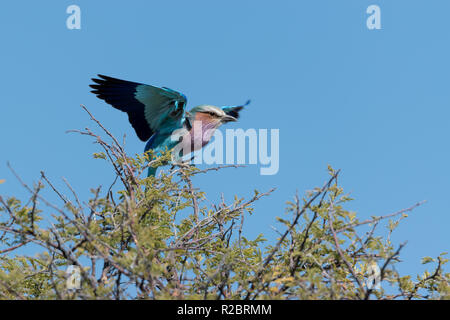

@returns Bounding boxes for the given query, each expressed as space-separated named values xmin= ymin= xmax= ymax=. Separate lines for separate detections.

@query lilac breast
xmin=188 ymin=120 xmax=218 ymax=151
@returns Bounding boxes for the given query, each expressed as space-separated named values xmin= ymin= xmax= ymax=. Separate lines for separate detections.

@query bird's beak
xmin=221 ymin=115 xmax=237 ymax=123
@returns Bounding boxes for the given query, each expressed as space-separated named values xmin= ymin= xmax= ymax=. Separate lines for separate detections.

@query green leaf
xmin=93 ymin=152 xmax=106 ymax=159
xmin=421 ymin=256 xmax=434 ymax=264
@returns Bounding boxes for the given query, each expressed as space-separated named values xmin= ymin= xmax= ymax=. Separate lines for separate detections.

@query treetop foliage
xmin=0 ymin=106 xmax=448 ymax=300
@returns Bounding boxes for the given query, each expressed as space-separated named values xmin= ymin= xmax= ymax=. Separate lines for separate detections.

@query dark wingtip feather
xmin=97 ymin=74 xmax=124 ymax=83
xmin=88 ymin=74 xmax=153 ymax=142
xmin=91 ymin=78 xmax=105 ymax=85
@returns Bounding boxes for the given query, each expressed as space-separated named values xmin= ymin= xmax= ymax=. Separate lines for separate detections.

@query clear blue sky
xmin=0 ymin=0 xmax=448 ymax=280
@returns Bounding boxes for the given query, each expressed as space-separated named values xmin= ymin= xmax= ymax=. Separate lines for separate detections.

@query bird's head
xmin=187 ymin=105 xmax=237 ymax=128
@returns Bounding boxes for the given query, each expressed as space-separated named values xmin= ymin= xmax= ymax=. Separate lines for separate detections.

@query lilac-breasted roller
xmin=90 ymin=75 xmax=249 ymax=176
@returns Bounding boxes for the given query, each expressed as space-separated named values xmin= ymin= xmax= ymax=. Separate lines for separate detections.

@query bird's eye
xmin=208 ymin=112 xmax=216 ymax=117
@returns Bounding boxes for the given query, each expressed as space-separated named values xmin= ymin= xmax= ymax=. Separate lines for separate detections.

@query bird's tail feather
xmin=147 ymin=166 xmax=157 ymax=177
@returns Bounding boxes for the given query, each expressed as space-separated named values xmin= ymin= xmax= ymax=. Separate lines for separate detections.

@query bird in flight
xmin=90 ymin=74 xmax=249 ymax=176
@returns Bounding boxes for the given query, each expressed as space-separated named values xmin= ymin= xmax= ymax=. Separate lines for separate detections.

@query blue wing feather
xmin=90 ymin=74 xmax=187 ymax=141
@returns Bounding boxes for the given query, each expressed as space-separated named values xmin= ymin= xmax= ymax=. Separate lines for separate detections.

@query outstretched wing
xmin=221 ymin=100 xmax=251 ymax=119
xmin=90 ymin=74 xmax=187 ymax=141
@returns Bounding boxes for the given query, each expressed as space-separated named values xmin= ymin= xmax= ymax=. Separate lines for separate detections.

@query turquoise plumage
xmin=90 ymin=75 xmax=249 ymax=176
